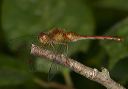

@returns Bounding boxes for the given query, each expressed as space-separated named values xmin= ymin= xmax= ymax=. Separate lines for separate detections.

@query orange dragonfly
xmin=38 ymin=28 xmax=122 ymax=49
xmin=8 ymin=28 xmax=123 ymax=80
xmin=37 ymin=28 xmax=122 ymax=80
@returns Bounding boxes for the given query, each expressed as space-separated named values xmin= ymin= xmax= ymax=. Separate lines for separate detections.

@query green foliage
xmin=0 ymin=54 xmax=32 ymax=86
xmin=1 ymin=0 xmax=128 ymax=89
xmin=101 ymin=18 xmax=128 ymax=69
xmin=93 ymin=0 xmax=128 ymax=11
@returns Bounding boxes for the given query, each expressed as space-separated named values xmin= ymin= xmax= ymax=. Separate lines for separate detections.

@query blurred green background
xmin=0 ymin=0 xmax=128 ymax=89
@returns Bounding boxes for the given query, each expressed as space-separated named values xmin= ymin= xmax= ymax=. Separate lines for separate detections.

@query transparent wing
xmin=7 ymin=34 xmax=38 ymax=51
xmin=8 ymin=34 xmax=69 ymax=79
xmin=7 ymin=34 xmax=42 ymax=72
xmin=54 ymin=43 xmax=68 ymax=56
xmin=47 ymin=43 xmax=68 ymax=81
xmin=48 ymin=62 xmax=59 ymax=81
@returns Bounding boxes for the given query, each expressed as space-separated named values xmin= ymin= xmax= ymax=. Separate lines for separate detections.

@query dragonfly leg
xmin=61 ymin=43 xmax=68 ymax=56
xmin=65 ymin=43 xmax=68 ymax=56
xmin=49 ymin=42 xmax=58 ymax=54
xmin=50 ymin=43 xmax=55 ymax=50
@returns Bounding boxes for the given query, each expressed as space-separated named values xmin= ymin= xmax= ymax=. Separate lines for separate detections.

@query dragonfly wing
xmin=48 ymin=61 xmax=60 ymax=81
xmin=7 ymin=34 xmax=41 ymax=72
xmin=53 ymin=43 xmax=68 ymax=55
xmin=47 ymin=44 xmax=68 ymax=81
xmin=8 ymin=34 xmax=38 ymax=51
xmin=48 ymin=28 xmax=65 ymax=34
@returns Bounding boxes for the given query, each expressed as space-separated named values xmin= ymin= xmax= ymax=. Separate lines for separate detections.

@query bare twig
xmin=30 ymin=44 xmax=126 ymax=89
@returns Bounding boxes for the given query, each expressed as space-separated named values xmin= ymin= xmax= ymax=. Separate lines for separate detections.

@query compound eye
xmin=42 ymin=35 xmax=47 ymax=40
xmin=38 ymin=32 xmax=47 ymax=40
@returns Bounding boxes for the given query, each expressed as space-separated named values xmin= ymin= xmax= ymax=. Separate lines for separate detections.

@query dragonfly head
xmin=38 ymin=32 xmax=49 ymax=44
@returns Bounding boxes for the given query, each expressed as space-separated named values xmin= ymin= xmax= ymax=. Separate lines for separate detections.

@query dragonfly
xmin=38 ymin=28 xmax=122 ymax=56
xmin=38 ymin=28 xmax=122 ymax=45
xmin=8 ymin=28 xmax=123 ymax=80
xmin=37 ymin=28 xmax=123 ymax=80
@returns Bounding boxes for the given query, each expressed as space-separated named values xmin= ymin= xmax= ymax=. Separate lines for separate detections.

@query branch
xmin=30 ymin=44 xmax=126 ymax=89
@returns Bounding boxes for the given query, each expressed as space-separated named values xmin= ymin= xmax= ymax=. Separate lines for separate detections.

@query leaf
xmin=2 ymin=0 xmax=95 ymax=55
xmin=0 ymin=54 xmax=32 ymax=86
xmin=101 ymin=17 xmax=128 ymax=69
xmin=111 ymin=58 xmax=128 ymax=84
xmin=93 ymin=0 xmax=128 ymax=11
